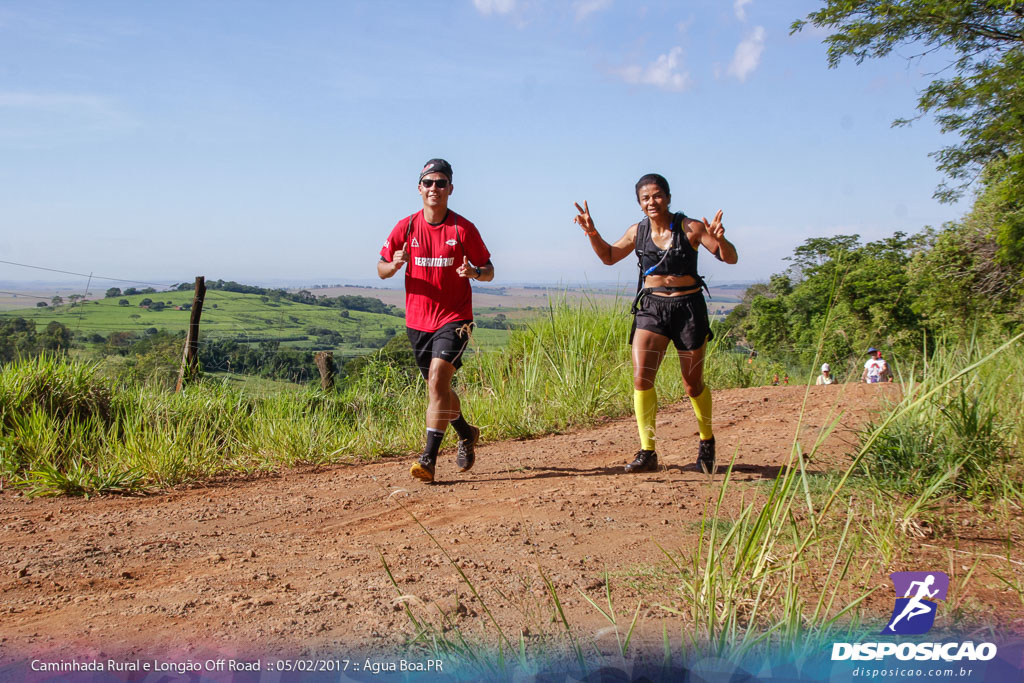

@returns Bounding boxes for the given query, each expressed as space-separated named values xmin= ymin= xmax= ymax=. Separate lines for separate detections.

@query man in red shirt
xmin=378 ymin=159 xmax=494 ymax=482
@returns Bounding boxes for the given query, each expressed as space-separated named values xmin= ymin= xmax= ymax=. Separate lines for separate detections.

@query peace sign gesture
xmin=574 ymin=201 xmax=597 ymax=237
xmin=699 ymin=208 xmax=738 ymax=264
xmin=702 ymin=209 xmax=725 ymax=241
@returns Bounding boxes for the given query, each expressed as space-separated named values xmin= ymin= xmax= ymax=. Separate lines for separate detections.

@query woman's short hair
xmin=635 ymin=173 xmax=670 ymax=200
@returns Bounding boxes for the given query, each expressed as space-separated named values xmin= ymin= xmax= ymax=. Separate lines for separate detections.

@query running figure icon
xmin=887 ymin=574 xmax=939 ymax=632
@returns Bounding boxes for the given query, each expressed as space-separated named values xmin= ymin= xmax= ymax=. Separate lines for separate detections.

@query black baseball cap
xmin=419 ymin=158 xmax=453 ymax=182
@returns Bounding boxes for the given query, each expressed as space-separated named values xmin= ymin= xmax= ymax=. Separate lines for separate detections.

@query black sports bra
xmin=635 ymin=212 xmax=699 ymax=279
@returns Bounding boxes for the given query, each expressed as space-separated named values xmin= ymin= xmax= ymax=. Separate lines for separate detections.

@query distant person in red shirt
xmin=378 ymin=159 xmax=494 ymax=483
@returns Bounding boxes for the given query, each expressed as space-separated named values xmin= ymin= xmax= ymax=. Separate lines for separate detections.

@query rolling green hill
xmin=1 ymin=290 xmax=509 ymax=359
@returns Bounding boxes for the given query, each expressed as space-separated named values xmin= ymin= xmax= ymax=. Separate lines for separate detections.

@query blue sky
xmin=0 ymin=0 xmax=969 ymax=290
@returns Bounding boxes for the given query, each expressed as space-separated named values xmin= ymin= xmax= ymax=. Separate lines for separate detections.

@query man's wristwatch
xmin=474 ymin=266 xmax=482 ymax=278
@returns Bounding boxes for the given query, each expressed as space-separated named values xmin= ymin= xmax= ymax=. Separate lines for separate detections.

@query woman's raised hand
xmin=574 ymin=201 xmax=596 ymax=236
xmin=702 ymin=209 xmax=725 ymax=240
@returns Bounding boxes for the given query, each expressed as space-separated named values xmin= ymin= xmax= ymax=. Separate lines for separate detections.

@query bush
xmin=859 ymin=333 xmax=1022 ymax=500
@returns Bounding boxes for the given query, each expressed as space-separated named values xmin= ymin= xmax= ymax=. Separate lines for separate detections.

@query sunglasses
xmin=420 ymin=178 xmax=449 ymax=189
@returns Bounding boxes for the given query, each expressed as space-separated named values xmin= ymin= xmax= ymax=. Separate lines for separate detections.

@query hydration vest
xmin=631 ymin=212 xmax=707 ymax=313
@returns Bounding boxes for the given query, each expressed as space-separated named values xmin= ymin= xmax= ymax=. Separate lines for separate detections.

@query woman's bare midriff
xmin=644 ymin=274 xmax=700 ymax=296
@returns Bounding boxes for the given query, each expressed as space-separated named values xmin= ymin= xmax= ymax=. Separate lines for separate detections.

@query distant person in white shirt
xmin=862 ymin=347 xmax=887 ymax=384
xmin=816 ymin=363 xmax=835 ymax=385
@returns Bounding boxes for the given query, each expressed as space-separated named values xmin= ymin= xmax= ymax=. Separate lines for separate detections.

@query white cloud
xmin=573 ymin=0 xmax=612 ymax=21
xmin=472 ymin=0 xmax=516 ymax=15
xmin=734 ymin=0 xmax=752 ymax=21
xmin=614 ymin=47 xmax=692 ymax=92
xmin=726 ymin=26 xmax=765 ymax=82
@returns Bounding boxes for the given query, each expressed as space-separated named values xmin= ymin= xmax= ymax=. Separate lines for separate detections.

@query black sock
xmin=449 ymin=414 xmax=474 ymax=440
xmin=423 ymin=428 xmax=445 ymax=460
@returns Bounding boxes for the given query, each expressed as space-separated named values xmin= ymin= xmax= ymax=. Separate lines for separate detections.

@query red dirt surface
xmin=1 ymin=383 xmax=1021 ymax=670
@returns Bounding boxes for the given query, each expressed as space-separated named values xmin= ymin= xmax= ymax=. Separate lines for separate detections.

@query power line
xmin=0 ymin=259 xmax=175 ymax=289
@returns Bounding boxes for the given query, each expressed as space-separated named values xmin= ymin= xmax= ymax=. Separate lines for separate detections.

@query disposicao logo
xmin=884 ymin=571 xmax=948 ymax=635
xmin=830 ymin=570 xmax=998 ymax=662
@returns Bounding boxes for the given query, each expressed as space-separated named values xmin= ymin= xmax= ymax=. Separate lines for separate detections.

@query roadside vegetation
xmin=0 ymin=299 xmax=771 ymax=497
xmin=388 ymin=0 xmax=1024 ymax=671
xmin=375 ymin=321 xmax=1022 ymax=679
xmin=1 ymin=2 xmax=1022 ymax=674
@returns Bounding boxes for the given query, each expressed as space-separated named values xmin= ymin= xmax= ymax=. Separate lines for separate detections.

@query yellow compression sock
xmin=689 ymin=385 xmax=713 ymax=441
xmin=634 ymin=388 xmax=657 ymax=451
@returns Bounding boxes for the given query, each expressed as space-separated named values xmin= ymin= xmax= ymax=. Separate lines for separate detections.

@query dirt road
xmin=2 ymin=383 xmax=1015 ymax=673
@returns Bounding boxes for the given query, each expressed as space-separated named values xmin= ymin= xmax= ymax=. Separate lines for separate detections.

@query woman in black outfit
xmin=574 ymin=174 xmax=738 ymax=474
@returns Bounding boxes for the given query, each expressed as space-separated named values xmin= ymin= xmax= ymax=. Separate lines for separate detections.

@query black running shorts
xmin=630 ymin=291 xmax=713 ymax=351
xmin=407 ymin=320 xmax=474 ymax=379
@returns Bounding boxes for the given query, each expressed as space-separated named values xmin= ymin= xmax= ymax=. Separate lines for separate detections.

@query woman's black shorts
xmin=407 ymin=320 xmax=474 ymax=379
xmin=630 ymin=291 xmax=713 ymax=351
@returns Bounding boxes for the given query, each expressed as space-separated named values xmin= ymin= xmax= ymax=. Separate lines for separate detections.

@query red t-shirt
xmin=380 ymin=210 xmax=491 ymax=333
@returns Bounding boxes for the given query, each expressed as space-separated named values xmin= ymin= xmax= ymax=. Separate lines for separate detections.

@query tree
xmin=40 ymin=321 xmax=73 ymax=351
xmin=51 ymin=295 xmax=63 ymax=307
xmin=36 ymin=301 xmax=48 ymax=308
xmin=793 ymin=1 xmax=1024 ymax=202
xmin=105 ymin=287 xmax=122 ymax=298
xmin=910 ymin=178 xmax=1024 ymax=326
xmin=118 ymin=299 xmax=130 ymax=307
xmin=746 ymin=296 xmax=791 ymax=355
xmin=105 ymin=331 xmax=138 ymax=352
xmin=785 ymin=235 xmax=861 ymax=277
xmin=0 ymin=318 xmax=73 ymax=363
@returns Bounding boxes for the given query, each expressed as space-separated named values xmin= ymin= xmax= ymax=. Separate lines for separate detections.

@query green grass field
xmin=3 ymin=290 xmax=512 ymax=357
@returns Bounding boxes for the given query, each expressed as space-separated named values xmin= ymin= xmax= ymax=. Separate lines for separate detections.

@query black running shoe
xmin=456 ymin=424 xmax=479 ymax=472
xmin=624 ymin=449 xmax=658 ymax=473
xmin=410 ymin=453 xmax=436 ymax=482
xmin=697 ymin=437 xmax=716 ymax=475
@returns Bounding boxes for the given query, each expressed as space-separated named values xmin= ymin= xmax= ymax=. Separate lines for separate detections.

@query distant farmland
xmin=304 ymin=283 xmax=744 ymax=319
xmin=1 ymin=282 xmax=747 ymax=364
xmin=0 ymin=290 xmax=509 ymax=359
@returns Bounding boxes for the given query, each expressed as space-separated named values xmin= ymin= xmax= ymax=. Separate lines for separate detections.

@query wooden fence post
xmin=315 ymin=351 xmax=335 ymax=390
xmin=175 ymin=276 xmax=206 ymax=392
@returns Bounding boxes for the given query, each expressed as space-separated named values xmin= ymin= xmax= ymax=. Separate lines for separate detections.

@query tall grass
xmin=377 ymin=320 xmax=1024 ymax=677
xmin=4 ymin=301 xmax=1021 ymax=676
xmin=0 ymin=297 xmax=773 ymax=495
xmin=859 ymin=330 xmax=1024 ymax=501
xmin=379 ymin=440 xmax=875 ymax=678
